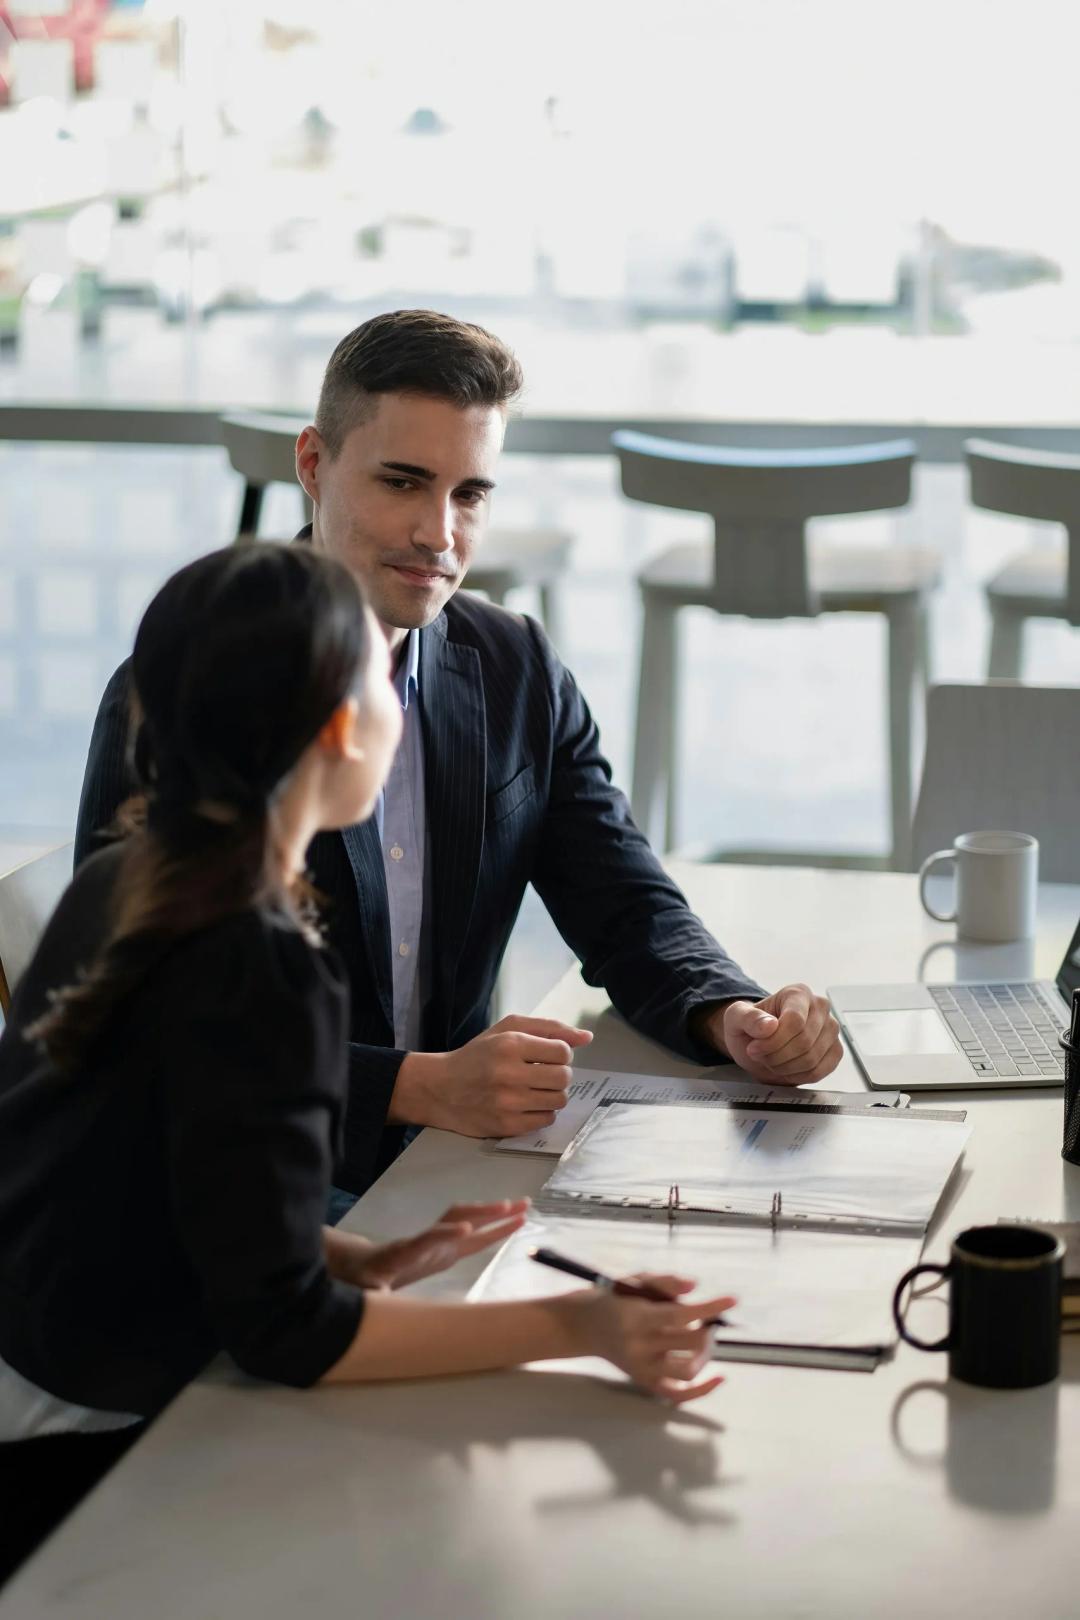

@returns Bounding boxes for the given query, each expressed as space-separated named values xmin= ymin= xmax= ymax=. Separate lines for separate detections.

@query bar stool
xmin=964 ymin=439 xmax=1080 ymax=678
xmin=219 ymin=413 xmax=572 ymax=644
xmin=614 ymin=431 xmax=937 ymax=869
xmin=220 ymin=412 xmax=312 ymax=534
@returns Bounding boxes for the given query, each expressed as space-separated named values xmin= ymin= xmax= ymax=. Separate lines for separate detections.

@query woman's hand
xmin=577 ymin=1272 xmax=734 ymax=1404
xmin=327 ymin=1200 xmax=530 ymax=1291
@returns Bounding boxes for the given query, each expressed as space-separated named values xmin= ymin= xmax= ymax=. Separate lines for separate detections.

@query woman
xmin=0 ymin=544 xmax=731 ymax=1580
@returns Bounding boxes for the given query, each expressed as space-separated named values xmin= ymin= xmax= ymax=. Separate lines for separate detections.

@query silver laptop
xmin=829 ymin=915 xmax=1080 ymax=1090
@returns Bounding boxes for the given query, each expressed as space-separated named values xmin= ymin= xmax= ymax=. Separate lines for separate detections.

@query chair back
xmin=966 ymin=439 xmax=1080 ymax=625
xmin=219 ymin=413 xmax=313 ymax=530
xmin=911 ymin=683 xmax=1080 ymax=881
xmin=613 ymin=432 xmax=915 ymax=618
xmin=0 ymin=843 xmax=74 ymax=1017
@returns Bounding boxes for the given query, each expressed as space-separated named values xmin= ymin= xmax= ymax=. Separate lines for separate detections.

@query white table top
xmin=7 ymin=863 xmax=1080 ymax=1619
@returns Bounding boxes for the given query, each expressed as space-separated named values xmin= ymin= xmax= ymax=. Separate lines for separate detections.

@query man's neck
xmin=381 ymin=619 xmax=410 ymax=659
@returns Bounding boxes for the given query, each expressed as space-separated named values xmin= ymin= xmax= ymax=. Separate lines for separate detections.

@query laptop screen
xmin=1056 ymin=914 xmax=1080 ymax=1005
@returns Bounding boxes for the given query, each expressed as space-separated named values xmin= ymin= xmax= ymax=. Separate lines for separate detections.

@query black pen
xmin=529 ymin=1246 xmax=739 ymax=1328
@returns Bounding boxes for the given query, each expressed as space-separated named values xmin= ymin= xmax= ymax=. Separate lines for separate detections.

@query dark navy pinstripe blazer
xmin=74 ymin=592 xmax=764 ymax=1194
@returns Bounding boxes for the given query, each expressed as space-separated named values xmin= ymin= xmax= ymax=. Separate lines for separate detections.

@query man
xmin=76 ymin=310 xmax=842 ymax=1198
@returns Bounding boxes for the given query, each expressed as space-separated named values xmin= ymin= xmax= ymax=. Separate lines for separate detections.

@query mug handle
xmin=919 ymin=851 xmax=958 ymax=924
xmin=892 ymin=1262 xmax=951 ymax=1352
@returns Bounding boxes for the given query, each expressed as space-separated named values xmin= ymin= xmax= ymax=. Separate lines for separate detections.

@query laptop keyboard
xmin=928 ymin=983 xmax=1067 ymax=1079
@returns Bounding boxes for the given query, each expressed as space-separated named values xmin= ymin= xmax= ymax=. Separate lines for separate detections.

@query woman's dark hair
xmin=30 ymin=542 xmax=370 ymax=1069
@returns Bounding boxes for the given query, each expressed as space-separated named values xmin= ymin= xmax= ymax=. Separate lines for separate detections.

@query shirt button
xmin=390 ymin=846 xmax=404 ymax=861
xmin=398 ymin=942 xmax=411 ymax=957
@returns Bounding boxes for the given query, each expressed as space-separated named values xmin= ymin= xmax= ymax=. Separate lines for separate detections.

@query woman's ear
xmin=317 ymin=696 xmax=364 ymax=762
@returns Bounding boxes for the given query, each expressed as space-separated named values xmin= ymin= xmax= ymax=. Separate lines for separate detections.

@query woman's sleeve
xmin=159 ymin=924 xmax=364 ymax=1387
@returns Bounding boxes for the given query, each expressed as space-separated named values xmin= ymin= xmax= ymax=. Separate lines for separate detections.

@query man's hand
xmin=390 ymin=1016 xmax=594 ymax=1137
xmin=699 ymin=984 xmax=842 ymax=1086
xmin=324 ymin=1200 xmax=530 ymax=1290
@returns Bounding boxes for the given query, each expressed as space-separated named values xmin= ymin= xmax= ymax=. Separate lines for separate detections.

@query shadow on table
xmin=309 ymin=1367 xmax=740 ymax=1529
xmin=567 ymin=1008 xmax=714 ymax=1078
xmin=890 ymin=1377 xmax=1059 ymax=1515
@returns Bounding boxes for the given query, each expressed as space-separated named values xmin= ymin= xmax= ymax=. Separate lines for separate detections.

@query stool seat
xmin=641 ymin=538 xmax=941 ymax=608
xmin=986 ymin=548 xmax=1068 ymax=615
xmin=466 ymin=528 xmax=572 ymax=587
xmin=463 ymin=529 xmax=572 ymax=644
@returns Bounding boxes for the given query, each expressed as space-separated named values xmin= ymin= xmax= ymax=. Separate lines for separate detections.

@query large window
xmin=1 ymin=0 xmax=1078 ymax=417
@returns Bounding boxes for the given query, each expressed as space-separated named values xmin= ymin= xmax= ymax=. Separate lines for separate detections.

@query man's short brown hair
xmin=314 ymin=309 xmax=523 ymax=455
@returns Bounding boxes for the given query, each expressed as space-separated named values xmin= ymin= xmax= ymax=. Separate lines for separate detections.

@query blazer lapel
xmin=339 ymin=818 xmax=393 ymax=1031
xmin=420 ymin=615 xmax=487 ymax=1027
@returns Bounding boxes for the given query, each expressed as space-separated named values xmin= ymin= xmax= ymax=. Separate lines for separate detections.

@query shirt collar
xmin=392 ymin=628 xmax=421 ymax=712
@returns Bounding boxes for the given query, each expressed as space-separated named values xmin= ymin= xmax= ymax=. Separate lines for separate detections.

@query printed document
xmin=492 ymin=1067 xmax=906 ymax=1157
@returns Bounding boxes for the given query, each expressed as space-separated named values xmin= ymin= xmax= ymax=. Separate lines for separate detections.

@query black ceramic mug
xmin=892 ymin=1224 xmax=1064 ymax=1389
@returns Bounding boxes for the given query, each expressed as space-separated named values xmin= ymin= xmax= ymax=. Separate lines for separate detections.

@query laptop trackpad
xmin=845 ymin=1010 xmax=958 ymax=1058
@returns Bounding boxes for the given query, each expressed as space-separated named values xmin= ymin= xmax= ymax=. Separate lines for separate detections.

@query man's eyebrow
xmin=379 ymin=460 xmax=496 ymax=491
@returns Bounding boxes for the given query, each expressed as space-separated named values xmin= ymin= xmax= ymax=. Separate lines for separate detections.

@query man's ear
xmin=317 ymin=696 xmax=364 ymax=761
xmin=296 ymin=426 xmax=324 ymax=504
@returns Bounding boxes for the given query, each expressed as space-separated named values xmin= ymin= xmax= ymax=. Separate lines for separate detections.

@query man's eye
xmin=383 ymin=477 xmax=414 ymax=491
xmin=457 ymin=488 xmax=486 ymax=505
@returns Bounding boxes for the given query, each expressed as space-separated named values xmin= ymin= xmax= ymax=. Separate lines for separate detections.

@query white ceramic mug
xmin=919 ymin=831 xmax=1039 ymax=942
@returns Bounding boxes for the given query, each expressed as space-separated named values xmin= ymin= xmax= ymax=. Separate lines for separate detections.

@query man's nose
xmin=412 ymin=495 xmax=455 ymax=555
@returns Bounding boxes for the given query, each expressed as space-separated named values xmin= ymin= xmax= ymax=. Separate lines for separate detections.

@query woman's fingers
xmin=652 ymin=1374 xmax=725 ymax=1405
xmin=438 ymin=1199 xmax=530 ymax=1224
xmin=449 ymin=1213 xmax=528 ymax=1256
xmin=662 ymin=1294 xmax=737 ymax=1326
xmin=650 ymin=1324 xmax=717 ymax=1354
xmin=620 ymin=1272 xmax=696 ymax=1298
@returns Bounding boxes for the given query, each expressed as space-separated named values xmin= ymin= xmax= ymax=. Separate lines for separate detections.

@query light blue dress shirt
xmin=375 ymin=629 xmax=427 ymax=1051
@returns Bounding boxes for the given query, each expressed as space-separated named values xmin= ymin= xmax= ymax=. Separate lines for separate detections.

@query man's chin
xmin=372 ymin=579 xmax=458 ymax=631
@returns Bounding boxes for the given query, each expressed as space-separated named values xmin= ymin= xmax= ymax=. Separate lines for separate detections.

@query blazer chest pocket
xmin=487 ymin=763 xmax=537 ymax=827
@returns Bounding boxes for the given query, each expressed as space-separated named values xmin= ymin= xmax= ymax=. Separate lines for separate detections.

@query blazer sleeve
xmin=74 ymin=659 xmax=136 ymax=869
xmin=339 ymin=1041 xmax=408 ymax=1195
xmin=160 ymin=923 xmax=364 ymax=1387
xmin=527 ymin=620 xmax=766 ymax=1064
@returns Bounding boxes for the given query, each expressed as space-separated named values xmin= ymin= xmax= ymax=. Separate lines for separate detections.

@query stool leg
xmin=913 ymin=594 xmax=932 ymax=799
xmin=632 ymin=594 xmax=678 ymax=850
xmin=915 ymin=594 xmax=932 ymax=694
xmin=538 ymin=581 xmax=565 ymax=650
xmin=237 ymin=482 xmax=264 ymax=540
xmin=988 ymin=604 xmax=1024 ymax=679
xmin=886 ymin=601 xmax=917 ymax=871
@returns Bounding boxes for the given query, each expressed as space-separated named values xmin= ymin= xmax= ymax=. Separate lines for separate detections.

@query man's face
xmin=298 ymin=393 xmax=505 ymax=641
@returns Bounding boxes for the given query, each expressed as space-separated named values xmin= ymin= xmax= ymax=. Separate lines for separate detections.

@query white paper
xmin=492 ymin=1066 xmax=907 ymax=1157
xmin=540 ymin=1100 xmax=970 ymax=1233
xmin=473 ymin=1216 xmax=922 ymax=1357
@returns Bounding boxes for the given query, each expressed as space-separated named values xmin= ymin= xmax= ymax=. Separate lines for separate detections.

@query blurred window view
xmin=1 ymin=0 xmax=1078 ymax=410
